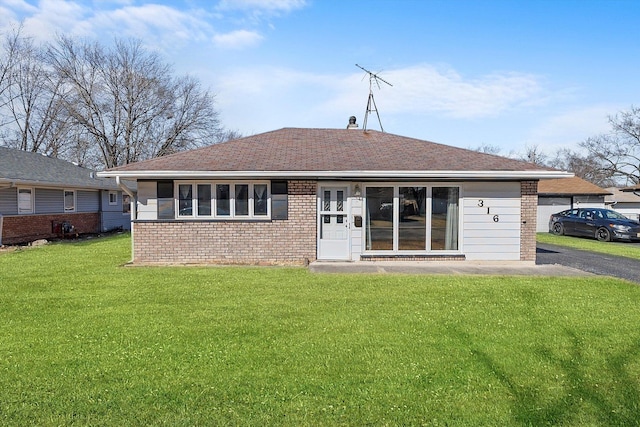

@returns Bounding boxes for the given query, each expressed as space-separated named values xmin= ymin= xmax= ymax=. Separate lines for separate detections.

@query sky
xmin=1 ymin=0 xmax=639 ymax=156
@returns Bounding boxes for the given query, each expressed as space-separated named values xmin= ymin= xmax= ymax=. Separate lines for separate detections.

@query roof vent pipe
xmin=346 ymin=116 xmax=359 ymax=129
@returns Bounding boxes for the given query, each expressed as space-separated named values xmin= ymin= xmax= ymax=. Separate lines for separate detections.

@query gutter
xmin=98 ymin=169 xmax=574 ymax=180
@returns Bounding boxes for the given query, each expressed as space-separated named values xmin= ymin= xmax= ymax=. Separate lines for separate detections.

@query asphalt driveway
xmin=536 ymin=242 xmax=640 ymax=284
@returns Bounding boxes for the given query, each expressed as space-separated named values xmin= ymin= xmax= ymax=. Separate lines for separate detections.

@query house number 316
xmin=479 ymin=200 xmax=499 ymax=222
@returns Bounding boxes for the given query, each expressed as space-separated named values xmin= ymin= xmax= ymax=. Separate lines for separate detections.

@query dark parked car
xmin=549 ymin=208 xmax=640 ymax=242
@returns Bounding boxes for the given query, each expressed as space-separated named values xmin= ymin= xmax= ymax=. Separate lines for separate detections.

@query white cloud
xmin=210 ymin=63 xmax=554 ymax=138
xmin=213 ymin=29 xmax=263 ymax=49
xmin=525 ymin=105 xmax=616 ymax=151
xmin=216 ymin=0 xmax=307 ymax=13
xmin=378 ymin=64 xmax=544 ymax=119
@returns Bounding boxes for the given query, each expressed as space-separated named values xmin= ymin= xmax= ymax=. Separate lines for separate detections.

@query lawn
xmin=1 ymin=234 xmax=640 ymax=426
xmin=537 ymin=232 xmax=640 ymax=260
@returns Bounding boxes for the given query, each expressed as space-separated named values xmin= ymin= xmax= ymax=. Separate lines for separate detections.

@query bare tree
xmin=45 ymin=36 xmax=221 ymax=169
xmin=1 ymin=33 xmax=70 ymax=155
xmin=470 ymin=143 xmax=502 ymax=155
xmin=519 ymin=144 xmax=548 ymax=166
xmin=216 ymin=128 xmax=244 ymax=143
xmin=0 ymin=27 xmax=22 ymax=128
xmin=580 ymin=106 xmax=640 ymax=185
xmin=548 ymin=148 xmax=617 ymax=187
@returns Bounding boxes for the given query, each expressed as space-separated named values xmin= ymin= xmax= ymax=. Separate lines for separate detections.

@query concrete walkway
xmin=308 ymin=260 xmax=594 ymax=276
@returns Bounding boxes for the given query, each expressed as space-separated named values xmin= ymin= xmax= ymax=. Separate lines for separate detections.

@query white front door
xmin=318 ymin=186 xmax=350 ymax=260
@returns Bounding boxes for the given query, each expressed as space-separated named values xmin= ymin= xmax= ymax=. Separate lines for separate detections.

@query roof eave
xmin=0 ymin=177 xmax=118 ymax=190
xmin=98 ymin=170 xmax=574 ymax=180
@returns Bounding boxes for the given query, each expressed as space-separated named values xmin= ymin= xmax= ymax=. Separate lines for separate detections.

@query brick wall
xmin=132 ymin=180 xmax=317 ymax=265
xmin=1 ymin=213 xmax=100 ymax=245
xmin=520 ymin=180 xmax=538 ymax=261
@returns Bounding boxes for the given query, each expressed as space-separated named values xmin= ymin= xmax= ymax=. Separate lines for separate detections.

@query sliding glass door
xmin=365 ymin=185 xmax=459 ymax=252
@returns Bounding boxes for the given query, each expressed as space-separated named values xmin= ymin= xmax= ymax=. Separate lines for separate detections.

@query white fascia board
xmin=98 ymin=170 xmax=574 ymax=180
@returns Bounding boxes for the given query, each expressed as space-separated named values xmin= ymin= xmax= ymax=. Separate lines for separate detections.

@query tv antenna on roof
xmin=356 ymin=63 xmax=393 ymax=132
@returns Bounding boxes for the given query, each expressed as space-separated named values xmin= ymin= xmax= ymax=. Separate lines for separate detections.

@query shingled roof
xmin=100 ymin=128 xmax=571 ymax=180
xmin=538 ymin=176 xmax=611 ymax=196
xmin=0 ymin=146 xmax=118 ymax=190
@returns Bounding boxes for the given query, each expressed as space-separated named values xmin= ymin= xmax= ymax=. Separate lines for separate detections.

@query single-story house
xmin=98 ymin=125 xmax=571 ymax=265
xmin=536 ymin=176 xmax=611 ymax=232
xmin=605 ymin=187 xmax=640 ymax=221
xmin=0 ymin=146 xmax=134 ymax=245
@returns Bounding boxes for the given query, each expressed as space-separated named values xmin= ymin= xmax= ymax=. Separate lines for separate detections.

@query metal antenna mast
xmin=356 ymin=64 xmax=392 ymax=132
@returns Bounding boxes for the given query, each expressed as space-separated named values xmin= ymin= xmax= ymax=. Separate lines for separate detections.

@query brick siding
xmin=520 ymin=180 xmax=538 ymax=261
xmin=132 ymin=180 xmax=317 ymax=265
xmin=1 ymin=212 xmax=100 ymax=245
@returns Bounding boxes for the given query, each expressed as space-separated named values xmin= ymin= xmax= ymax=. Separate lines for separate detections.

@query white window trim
xmin=362 ymin=182 xmax=463 ymax=254
xmin=174 ymin=181 xmax=271 ymax=220
xmin=109 ymin=191 xmax=118 ymax=205
xmin=17 ymin=187 xmax=34 ymax=214
xmin=64 ymin=189 xmax=76 ymax=212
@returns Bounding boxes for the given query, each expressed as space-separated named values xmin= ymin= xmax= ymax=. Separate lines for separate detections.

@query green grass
xmin=2 ymin=234 xmax=640 ymax=426
xmin=537 ymin=232 xmax=640 ymax=260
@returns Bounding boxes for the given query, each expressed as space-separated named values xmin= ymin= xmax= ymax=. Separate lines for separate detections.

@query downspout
xmin=116 ymin=176 xmax=136 ymax=263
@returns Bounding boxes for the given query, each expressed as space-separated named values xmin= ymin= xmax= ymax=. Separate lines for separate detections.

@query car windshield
xmin=603 ymin=210 xmax=629 ymax=220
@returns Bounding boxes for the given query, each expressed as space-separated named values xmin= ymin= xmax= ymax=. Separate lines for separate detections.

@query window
xmin=122 ymin=194 xmax=131 ymax=214
xmin=271 ymin=180 xmax=288 ymax=220
xmin=254 ymin=184 xmax=268 ymax=216
xmin=197 ymin=184 xmax=211 ymax=216
xmin=399 ymin=187 xmax=427 ymax=250
xmin=178 ymin=184 xmax=193 ymax=217
xmin=431 ymin=187 xmax=459 ymax=250
xmin=235 ymin=184 xmax=249 ymax=216
xmin=109 ymin=191 xmax=118 ymax=205
xmin=365 ymin=185 xmax=460 ymax=252
xmin=216 ymin=184 xmax=230 ymax=216
xmin=174 ymin=181 xmax=271 ymax=219
xmin=157 ymin=180 xmax=174 ymax=219
xmin=64 ymin=190 xmax=76 ymax=212
xmin=366 ymin=187 xmax=394 ymax=250
xmin=18 ymin=188 xmax=33 ymax=214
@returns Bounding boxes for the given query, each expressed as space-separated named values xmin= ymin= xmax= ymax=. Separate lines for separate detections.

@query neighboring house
xmin=0 ymin=147 xmax=133 ymax=245
xmin=98 ymin=125 xmax=571 ymax=265
xmin=605 ymin=187 xmax=640 ymax=221
xmin=536 ymin=177 xmax=611 ymax=232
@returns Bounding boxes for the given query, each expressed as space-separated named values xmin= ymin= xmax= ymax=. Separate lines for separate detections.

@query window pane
xmin=18 ymin=188 xmax=32 ymax=213
xmin=271 ymin=180 xmax=288 ymax=220
xmin=431 ymin=187 xmax=459 ymax=250
xmin=178 ymin=184 xmax=192 ymax=216
xmin=399 ymin=187 xmax=426 ymax=250
xmin=197 ymin=184 xmax=211 ymax=216
xmin=235 ymin=184 xmax=249 ymax=216
xmin=336 ymin=190 xmax=344 ymax=211
xmin=64 ymin=191 xmax=75 ymax=212
xmin=323 ymin=190 xmax=331 ymax=211
xmin=122 ymin=194 xmax=131 ymax=214
xmin=157 ymin=181 xmax=174 ymax=219
xmin=366 ymin=187 xmax=393 ymax=250
xmin=216 ymin=184 xmax=230 ymax=216
xmin=254 ymin=184 xmax=268 ymax=216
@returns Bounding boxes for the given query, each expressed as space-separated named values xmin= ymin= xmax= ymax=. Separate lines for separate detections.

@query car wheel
xmin=596 ymin=227 xmax=611 ymax=242
xmin=552 ymin=222 xmax=564 ymax=236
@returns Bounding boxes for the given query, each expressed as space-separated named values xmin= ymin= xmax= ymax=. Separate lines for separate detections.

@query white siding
xmin=537 ymin=197 xmax=571 ymax=232
xmin=613 ymin=204 xmax=640 ymax=222
xmin=463 ymin=182 xmax=521 ymax=261
xmin=137 ymin=181 xmax=157 ymax=220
